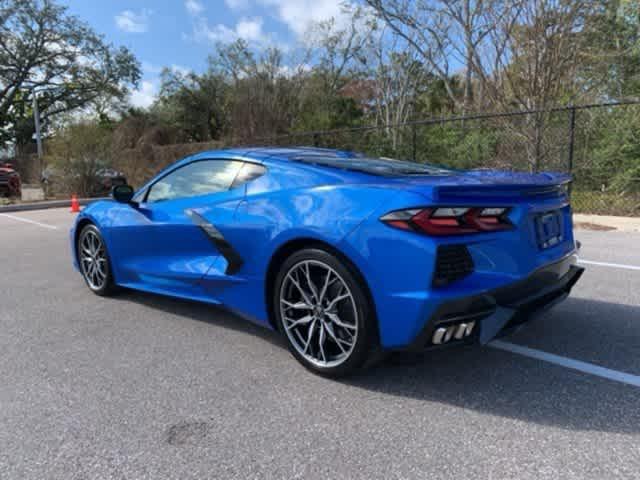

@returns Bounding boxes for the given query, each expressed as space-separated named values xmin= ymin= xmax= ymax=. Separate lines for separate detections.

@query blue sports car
xmin=71 ymin=147 xmax=584 ymax=377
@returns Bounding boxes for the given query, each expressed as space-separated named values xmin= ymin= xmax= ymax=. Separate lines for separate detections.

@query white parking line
xmin=579 ymin=259 xmax=640 ymax=271
xmin=0 ymin=213 xmax=59 ymax=230
xmin=490 ymin=340 xmax=640 ymax=388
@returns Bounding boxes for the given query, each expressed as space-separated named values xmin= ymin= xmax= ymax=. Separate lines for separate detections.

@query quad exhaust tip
xmin=432 ymin=321 xmax=475 ymax=345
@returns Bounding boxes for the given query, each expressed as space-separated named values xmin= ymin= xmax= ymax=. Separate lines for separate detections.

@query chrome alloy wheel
xmin=279 ymin=260 xmax=358 ymax=368
xmin=79 ymin=229 xmax=108 ymax=290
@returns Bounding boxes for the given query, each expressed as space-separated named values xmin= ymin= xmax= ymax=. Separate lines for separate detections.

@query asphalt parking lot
xmin=1 ymin=208 xmax=639 ymax=480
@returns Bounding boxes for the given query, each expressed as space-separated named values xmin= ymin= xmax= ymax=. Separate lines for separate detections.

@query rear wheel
xmin=273 ymin=248 xmax=376 ymax=377
xmin=77 ymin=224 xmax=117 ymax=296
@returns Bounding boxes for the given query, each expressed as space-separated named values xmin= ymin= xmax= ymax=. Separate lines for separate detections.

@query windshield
xmin=290 ymin=155 xmax=453 ymax=176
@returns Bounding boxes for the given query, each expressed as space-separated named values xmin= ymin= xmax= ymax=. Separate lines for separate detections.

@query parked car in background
xmin=0 ymin=162 xmax=21 ymax=198
xmin=42 ymin=166 xmax=127 ymax=197
xmin=91 ymin=168 xmax=127 ymax=196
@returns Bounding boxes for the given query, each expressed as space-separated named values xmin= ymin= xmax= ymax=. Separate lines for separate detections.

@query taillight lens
xmin=380 ymin=207 xmax=512 ymax=236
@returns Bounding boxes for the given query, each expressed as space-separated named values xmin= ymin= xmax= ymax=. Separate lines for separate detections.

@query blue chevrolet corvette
xmin=71 ymin=147 xmax=584 ymax=376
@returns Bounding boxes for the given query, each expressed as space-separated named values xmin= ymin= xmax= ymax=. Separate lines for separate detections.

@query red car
xmin=0 ymin=162 xmax=21 ymax=198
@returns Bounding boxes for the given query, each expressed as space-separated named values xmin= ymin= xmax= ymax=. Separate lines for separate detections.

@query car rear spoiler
xmin=432 ymin=178 xmax=572 ymax=202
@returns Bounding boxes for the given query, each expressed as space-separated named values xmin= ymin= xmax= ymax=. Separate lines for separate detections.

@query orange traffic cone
xmin=70 ymin=194 xmax=80 ymax=213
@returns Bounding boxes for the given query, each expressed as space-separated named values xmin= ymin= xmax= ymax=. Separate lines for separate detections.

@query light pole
xmin=32 ymin=89 xmax=43 ymax=159
xmin=23 ymin=85 xmax=49 ymax=184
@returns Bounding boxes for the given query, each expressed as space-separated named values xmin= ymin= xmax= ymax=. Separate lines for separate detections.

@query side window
xmin=231 ymin=163 xmax=267 ymax=189
xmin=146 ymin=160 xmax=243 ymax=203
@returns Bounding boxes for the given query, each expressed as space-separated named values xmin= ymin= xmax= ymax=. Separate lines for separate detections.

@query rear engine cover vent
xmin=433 ymin=244 xmax=474 ymax=287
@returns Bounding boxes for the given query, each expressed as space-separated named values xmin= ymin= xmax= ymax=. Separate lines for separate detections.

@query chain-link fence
xmin=243 ymin=102 xmax=640 ymax=216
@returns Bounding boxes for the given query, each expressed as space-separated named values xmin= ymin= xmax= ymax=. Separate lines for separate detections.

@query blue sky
xmin=61 ymin=0 xmax=349 ymax=108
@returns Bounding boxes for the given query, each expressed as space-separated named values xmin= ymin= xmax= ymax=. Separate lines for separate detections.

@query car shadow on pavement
xmin=345 ymin=297 xmax=640 ymax=435
xmin=114 ymin=290 xmax=640 ymax=434
xmin=113 ymin=289 xmax=287 ymax=351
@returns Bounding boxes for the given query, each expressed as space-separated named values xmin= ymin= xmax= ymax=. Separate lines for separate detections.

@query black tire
xmin=77 ymin=224 xmax=118 ymax=297
xmin=273 ymin=248 xmax=377 ymax=377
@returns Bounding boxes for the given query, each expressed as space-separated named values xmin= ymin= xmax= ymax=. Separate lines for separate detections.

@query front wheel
xmin=77 ymin=224 xmax=117 ymax=296
xmin=273 ymin=248 xmax=376 ymax=377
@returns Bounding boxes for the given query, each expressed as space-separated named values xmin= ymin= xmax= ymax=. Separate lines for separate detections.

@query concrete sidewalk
xmin=574 ymin=213 xmax=640 ymax=232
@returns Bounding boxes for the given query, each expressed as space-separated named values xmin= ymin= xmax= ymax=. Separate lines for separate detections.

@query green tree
xmin=211 ymin=40 xmax=307 ymax=139
xmin=583 ymin=0 xmax=640 ymax=99
xmin=45 ymin=122 xmax=114 ymax=196
xmin=154 ymin=67 xmax=229 ymax=142
xmin=0 ymin=0 xmax=140 ymax=148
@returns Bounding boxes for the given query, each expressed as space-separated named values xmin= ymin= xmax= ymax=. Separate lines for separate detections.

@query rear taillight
xmin=380 ymin=207 xmax=512 ymax=236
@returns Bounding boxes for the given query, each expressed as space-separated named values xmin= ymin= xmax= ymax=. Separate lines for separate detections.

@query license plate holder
xmin=535 ymin=210 xmax=564 ymax=249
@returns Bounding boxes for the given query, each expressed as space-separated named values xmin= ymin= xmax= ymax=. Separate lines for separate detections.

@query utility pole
xmin=32 ymin=89 xmax=43 ymax=159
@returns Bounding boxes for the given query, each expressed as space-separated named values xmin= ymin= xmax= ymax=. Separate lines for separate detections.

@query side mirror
xmin=112 ymin=184 xmax=135 ymax=203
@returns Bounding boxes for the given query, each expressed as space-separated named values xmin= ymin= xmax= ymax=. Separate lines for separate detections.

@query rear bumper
xmin=403 ymin=253 xmax=584 ymax=351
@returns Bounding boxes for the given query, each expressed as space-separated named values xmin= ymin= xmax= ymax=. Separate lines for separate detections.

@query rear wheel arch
xmin=264 ymin=238 xmax=379 ymax=344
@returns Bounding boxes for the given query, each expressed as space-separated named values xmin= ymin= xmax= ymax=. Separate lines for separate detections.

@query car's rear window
xmin=290 ymin=155 xmax=453 ymax=176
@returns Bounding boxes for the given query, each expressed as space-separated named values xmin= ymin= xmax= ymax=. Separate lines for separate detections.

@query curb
xmin=0 ymin=197 xmax=107 ymax=213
